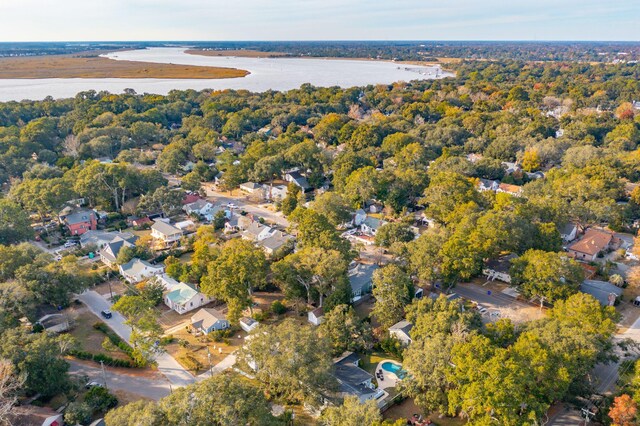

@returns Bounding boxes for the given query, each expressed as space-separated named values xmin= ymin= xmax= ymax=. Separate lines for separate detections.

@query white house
xmin=183 ymin=199 xmax=215 ymax=218
xmin=152 ymin=273 xmax=181 ymax=291
xmin=477 ymin=178 xmax=500 ymax=192
xmin=164 ymin=282 xmax=212 ymax=315
xmin=482 ymin=254 xmax=517 ymax=284
xmin=240 ymin=317 xmax=260 ymax=333
xmin=258 ymin=230 xmax=293 ymax=256
xmin=151 ymin=220 xmax=183 ymax=244
xmin=308 ymin=307 xmax=324 ymax=326
xmin=267 ymin=184 xmax=288 ymax=201
xmin=190 ymin=308 xmax=229 ymax=334
xmin=119 ymin=258 xmax=164 ymax=284
xmin=360 ymin=216 xmax=385 ymax=237
xmin=559 ymin=223 xmax=578 ymax=243
xmin=389 ymin=320 xmax=413 ymax=346
xmin=99 ymin=235 xmax=138 ymax=267
xmin=240 ymin=182 xmax=263 ymax=194
xmin=241 ymin=221 xmax=274 ymax=242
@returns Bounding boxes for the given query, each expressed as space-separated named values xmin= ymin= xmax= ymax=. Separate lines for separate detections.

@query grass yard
xmin=164 ymin=325 xmax=246 ymax=375
xmin=67 ymin=308 xmax=131 ymax=362
xmin=360 ymin=350 xmax=399 ymax=376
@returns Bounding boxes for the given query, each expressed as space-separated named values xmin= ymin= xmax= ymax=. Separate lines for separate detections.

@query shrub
xmin=179 ymin=353 xmax=203 ymax=373
xmin=271 ymin=300 xmax=287 ymax=315
xmin=208 ymin=329 xmax=233 ymax=342
xmin=64 ymin=402 xmax=92 ymax=425
xmin=85 ymin=386 xmax=118 ymax=412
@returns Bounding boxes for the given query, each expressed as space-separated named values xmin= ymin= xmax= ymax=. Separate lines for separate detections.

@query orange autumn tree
xmin=609 ymin=394 xmax=638 ymax=426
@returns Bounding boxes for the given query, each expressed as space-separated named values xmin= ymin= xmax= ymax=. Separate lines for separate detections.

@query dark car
xmin=101 ymin=310 xmax=112 ymax=319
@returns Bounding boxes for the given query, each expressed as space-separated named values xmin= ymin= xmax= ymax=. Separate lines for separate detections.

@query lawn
xmin=164 ymin=325 xmax=246 ymax=375
xmin=67 ymin=308 xmax=131 ymax=362
xmin=360 ymin=350 xmax=398 ymax=376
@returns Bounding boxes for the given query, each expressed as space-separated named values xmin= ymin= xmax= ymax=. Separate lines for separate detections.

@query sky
xmin=0 ymin=0 xmax=638 ymax=42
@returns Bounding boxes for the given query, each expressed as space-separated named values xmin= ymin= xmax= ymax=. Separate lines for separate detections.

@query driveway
xmin=78 ymin=290 xmax=195 ymax=387
xmin=68 ymin=359 xmax=171 ymax=400
xmin=453 ymin=283 xmax=545 ymax=323
xmin=204 ymin=188 xmax=289 ymax=228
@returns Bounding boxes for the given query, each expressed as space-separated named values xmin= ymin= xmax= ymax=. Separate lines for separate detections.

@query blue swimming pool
xmin=381 ymin=361 xmax=406 ymax=379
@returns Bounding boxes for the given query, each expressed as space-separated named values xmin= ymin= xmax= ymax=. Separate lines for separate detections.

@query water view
xmin=0 ymin=47 xmax=450 ymax=101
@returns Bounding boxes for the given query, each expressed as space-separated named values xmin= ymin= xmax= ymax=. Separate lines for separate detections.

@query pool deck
xmin=375 ymin=360 xmax=402 ymax=390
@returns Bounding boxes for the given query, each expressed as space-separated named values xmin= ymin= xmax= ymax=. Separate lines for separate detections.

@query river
xmin=0 ymin=47 xmax=451 ymax=101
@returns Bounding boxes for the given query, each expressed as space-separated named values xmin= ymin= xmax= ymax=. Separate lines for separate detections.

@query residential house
xmin=352 ymin=209 xmax=367 ymax=227
xmin=308 ymin=307 xmax=324 ymax=326
xmin=349 ymin=263 xmax=378 ymax=303
xmin=502 ymin=161 xmax=521 ymax=175
xmin=119 ymin=258 xmax=164 ymax=283
xmin=258 ymin=230 xmax=293 ymax=256
xmin=190 ymin=308 xmax=229 ymax=334
xmin=559 ymin=223 xmax=579 ymax=243
xmin=128 ymin=216 xmax=152 ymax=228
xmin=389 ymin=320 xmax=413 ymax=346
xmin=284 ymin=170 xmax=311 ymax=192
xmin=60 ymin=208 xmax=97 ymax=236
xmin=568 ymin=228 xmax=617 ymax=261
xmin=175 ymin=220 xmax=196 ymax=233
xmin=366 ymin=201 xmax=384 ymax=214
xmin=477 ymin=178 xmax=500 ymax=192
xmin=152 ymin=273 xmax=181 ymax=291
xmin=80 ymin=230 xmax=135 ymax=249
xmin=497 ymin=183 xmax=523 ymax=197
xmin=151 ymin=220 xmax=183 ymax=245
xmin=183 ymin=199 xmax=215 ymax=219
xmin=240 ymin=317 xmax=259 ymax=333
xmin=99 ymin=235 xmax=138 ymax=267
xmin=182 ymin=193 xmax=202 ymax=205
xmin=361 ymin=216 xmax=385 ymax=237
xmin=580 ymin=279 xmax=622 ymax=306
xmin=482 ymin=254 xmax=518 ymax=283
xmin=240 ymin=182 xmax=263 ymax=194
xmin=164 ymin=282 xmax=212 ymax=314
xmin=265 ymin=184 xmax=288 ymax=202
xmin=241 ymin=221 xmax=274 ymax=242
xmin=333 ymin=352 xmax=385 ymax=404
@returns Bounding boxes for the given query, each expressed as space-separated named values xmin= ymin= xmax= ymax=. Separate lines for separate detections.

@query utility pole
xmin=100 ymin=360 xmax=108 ymax=389
xmin=206 ymin=346 xmax=213 ymax=377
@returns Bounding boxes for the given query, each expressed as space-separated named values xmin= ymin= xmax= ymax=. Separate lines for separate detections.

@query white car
xmin=63 ymin=241 xmax=78 ymax=248
xmin=226 ymin=203 xmax=238 ymax=209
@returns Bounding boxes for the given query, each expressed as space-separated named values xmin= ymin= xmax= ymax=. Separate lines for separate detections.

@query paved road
xmin=78 ymin=290 xmax=196 ymax=387
xmin=453 ymin=283 xmax=537 ymax=311
xmin=203 ymin=188 xmax=289 ymax=228
xmin=68 ymin=360 xmax=171 ymax=400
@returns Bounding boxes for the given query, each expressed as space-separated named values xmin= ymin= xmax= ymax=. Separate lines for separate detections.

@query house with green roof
xmin=164 ymin=282 xmax=212 ymax=314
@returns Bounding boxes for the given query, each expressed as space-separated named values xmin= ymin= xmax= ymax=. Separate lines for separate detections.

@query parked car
xmin=227 ymin=202 xmax=238 ymax=209
xmin=101 ymin=310 xmax=112 ymax=319
xmin=85 ymin=381 xmax=103 ymax=389
xmin=63 ymin=240 xmax=78 ymax=248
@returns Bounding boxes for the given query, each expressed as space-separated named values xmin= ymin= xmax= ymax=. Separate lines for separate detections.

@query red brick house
xmin=61 ymin=208 xmax=97 ymax=236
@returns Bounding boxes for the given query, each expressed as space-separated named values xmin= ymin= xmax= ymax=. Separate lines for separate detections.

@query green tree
xmin=201 ymin=239 xmax=267 ymax=322
xmin=85 ymin=386 xmax=118 ymax=412
xmin=421 ymin=172 xmax=481 ymax=224
xmin=371 ymin=264 xmax=414 ymax=329
xmin=319 ymin=304 xmax=372 ymax=356
xmin=237 ymin=319 xmax=336 ymax=405
xmin=288 ymin=208 xmax=352 ymax=257
xmin=0 ymin=198 xmax=33 ymax=244
xmin=310 ymin=192 xmax=352 ymax=226
xmin=510 ymin=249 xmax=584 ymax=302
xmin=374 ymin=222 xmax=415 ymax=248
xmin=64 ymin=402 xmax=92 ymax=425
xmin=320 ymin=396 xmax=381 ymax=426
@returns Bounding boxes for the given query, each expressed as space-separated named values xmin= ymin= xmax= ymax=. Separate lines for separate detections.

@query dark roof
xmin=580 ymin=280 xmax=622 ymax=305
xmin=484 ymin=254 xmax=518 ymax=274
xmin=64 ymin=209 xmax=95 ymax=225
xmin=333 ymin=352 xmax=377 ymax=398
xmin=348 ymin=263 xmax=378 ymax=294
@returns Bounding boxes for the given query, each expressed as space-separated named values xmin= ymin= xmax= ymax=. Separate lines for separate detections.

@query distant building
xmin=190 ymin=308 xmax=229 ymax=334
xmin=99 ymin=235 xmax=138 ymax=267
xmin=80 ymin=230 xmax=135 ymax=249
xmin=151 ymin=220 xmax=183 ymax=245
xmin=568 ymin=228 xmax=617 ymax=261
xmin=389 ymin=320 xmax=413 ymax=345
xmin=559 ymin=223 xmax=579 ymax=243
xmin=308 ymin=307 xmax=324 ymax=326
xmin=240 ymin=182 xmax=263 ymax=194
xmin=258 ymin=230 xmax=293 ymax=256
xmin=119 ymin=258 xmax=164 ymax=283
xmin=580 ymin=280 xmax=622 ymax=306
xmin=482 ymin=254 xmax=518 ymax=284
xmin=497 ymin=183 xmax=523 ymax=197
xmin=239 ymin=317 xmax=260 ymax=333
xmin=284 ymin=171 xmax=311 ymax=192
xmin=164 ymin=282 xmax=212 ymax=314
xmin=241 ymin=221 xmax=274 ymax=242
xmin=348 ymin=263 xmax=378 ymax=303
xmin=60 ymin=208 xmax=97 ymax=236
xmin=333 ymin=352 xmax=385 ymax=403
